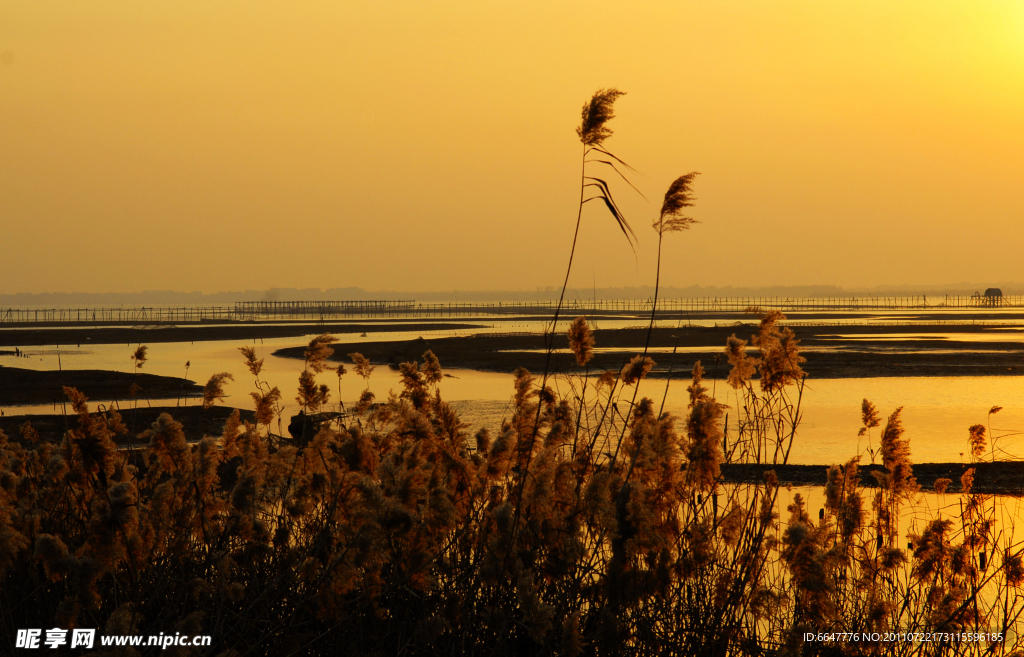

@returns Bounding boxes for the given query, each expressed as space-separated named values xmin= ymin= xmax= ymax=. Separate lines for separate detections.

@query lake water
xmin=2 ymin=332 xmax=1022 ymax=466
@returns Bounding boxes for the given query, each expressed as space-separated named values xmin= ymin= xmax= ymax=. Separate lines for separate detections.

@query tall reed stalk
xmin=613 ymin=172 xmax=700 ymax=466
xmin=508 ymin=89 xmax=642 ymax=551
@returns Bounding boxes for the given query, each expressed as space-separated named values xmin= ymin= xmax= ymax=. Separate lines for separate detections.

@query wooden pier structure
xmin=1 ymin=295 xmax=1021 ymax=327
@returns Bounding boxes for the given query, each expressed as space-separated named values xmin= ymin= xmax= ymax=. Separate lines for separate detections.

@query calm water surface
xmin=2 ymin=335 xmax=1021 ymax=465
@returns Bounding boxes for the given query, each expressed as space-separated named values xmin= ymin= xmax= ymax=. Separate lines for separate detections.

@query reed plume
xmin=182 ymin=360 xmax=190 ymax=407
xmin=654 ymin=172 xmax=699 ymax=235
xmin=751 ymin=310 xmax=805 ymax=391
xmin=131 ymin=345 xmax=148 ymax=369
xmin=202 ymin=372 xmax=234 ymax=409
xmin=880 ymin=407 xmax=917 ymax=498
xmin=296 ymin=370 xmax=331 ymax=414
xmin=129 ymin=344 xmax=149 ymax=433
xmin=239 ymin=346 xmax=264 ymax=377
xmin=859 ymin=398 xmax=882 ymax=462
xmin=859 ymin=399 xmax=880 ymax=435
xmin=684 ymin=399 xmax=724 ymax=492
xmin=724 ymin=335 xmax=758 ymax=389
xmin=962 ymin=467 xmax=976 ymax=494
xmin=577 ymin=88 xmax=624 ymax=147
xmin=686 ymin=361 xmax=708 ymax=408
xmin=620 ymin=355 xmax=654 ymax=386
xmin=304 ymin=333 xmax=338 ymax=373
xmin=350 ymin=352 xmax=376 ymax=384
xmin=969 ymin=424 xmax=987 ymax=461
xmin=251 ymin=387 xmax=282 ymax=428
xmin=566 ymin=316 xmax=594 ymax=367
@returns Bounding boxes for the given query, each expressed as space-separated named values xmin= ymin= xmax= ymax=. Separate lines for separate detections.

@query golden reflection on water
xmin=2 ymin=340 xmax=1021 ymax=466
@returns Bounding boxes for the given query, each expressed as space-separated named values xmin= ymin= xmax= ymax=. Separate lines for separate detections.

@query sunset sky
xmin=2 ymin=1 xmax=1022 ymax=295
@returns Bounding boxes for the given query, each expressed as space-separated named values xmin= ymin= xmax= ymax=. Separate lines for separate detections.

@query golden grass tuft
xmin=619 ymin=355 xmax=654 ymax=386
xmin=304 ymin=333 xmax=338 ymax=374
xmin=349 ymin=352 xmax=375 ymax=383
xmin=131 ymin=345 xmax=148 ymax=369
xmin=202 ymin=372 xmax=234 ymax=409
xmin=654 ymin=172 xmax=700 ymax=235
xmin=566 ymin=316 xmax=595 ymax=367
xmin=577 ymin=88 xmax=625 ymax=147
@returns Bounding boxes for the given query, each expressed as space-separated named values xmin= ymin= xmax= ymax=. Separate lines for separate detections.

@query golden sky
xmin=2 ymin=1 xmax=1022 ymax=294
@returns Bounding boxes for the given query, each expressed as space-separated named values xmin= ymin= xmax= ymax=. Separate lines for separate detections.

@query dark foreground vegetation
xmin=6 ymin=409 xmax=1023 ymax=494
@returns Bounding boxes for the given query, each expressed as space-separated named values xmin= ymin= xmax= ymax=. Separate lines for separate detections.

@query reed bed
xmin=1 ymin=322 xmax=1021 ymax=655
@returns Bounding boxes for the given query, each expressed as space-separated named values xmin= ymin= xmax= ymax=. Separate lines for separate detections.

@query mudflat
xmin=721 ymin=462 xmax=1024 ymax=495
xmin=0 ymin=322 xmax=486 ymax=348
xmin=0 ymin=366 xmax=201 ymax=405
xmin=0 ymin=405 xmax=255 ymax=444
xmin=272 ymin=325 xmax=1024 ymax=379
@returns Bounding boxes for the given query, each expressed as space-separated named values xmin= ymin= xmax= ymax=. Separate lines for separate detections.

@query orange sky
xmin=2 ymin=1 xmax=1022 ymax=295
